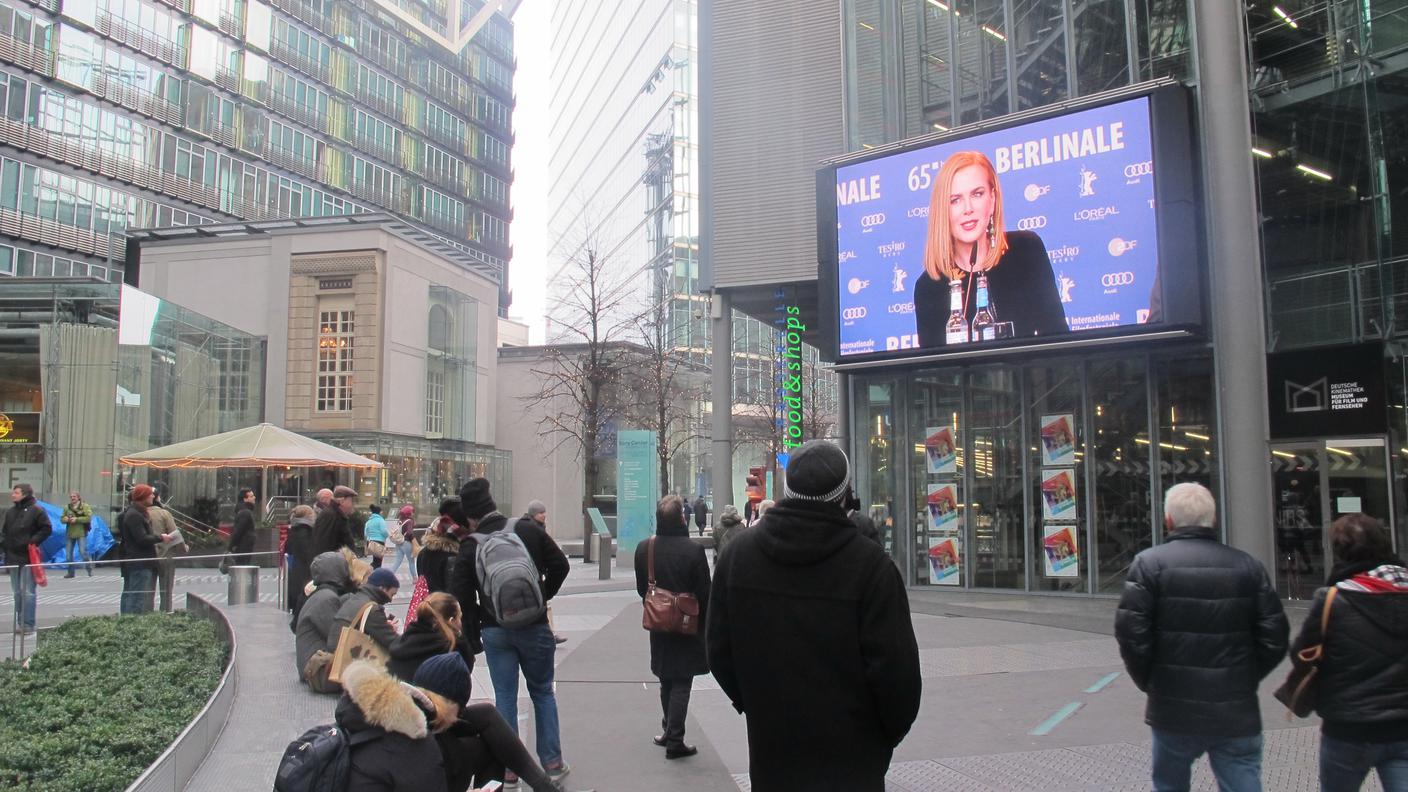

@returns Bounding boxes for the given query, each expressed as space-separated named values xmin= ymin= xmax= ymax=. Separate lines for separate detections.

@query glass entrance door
xmin=1270 ymin=438 xmax=1393 ymax=600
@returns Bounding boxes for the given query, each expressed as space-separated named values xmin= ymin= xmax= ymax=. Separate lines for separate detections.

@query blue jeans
xmin=385 ymin=542 xmax=415 ymax=577
xmin=120 ymin=568 xmax=155 ymax=615
xmin=1152 ymin=728 xmax=1263 ymax=792
xmin=481 ymin=623 xmax=562 ymax=767
xmin=65 ymin=537 xmax=89 ymax=572
xmin=1320 ymin=733 xmax=1408 ymax=792
xmin=9 ymin=565 xmax=35 ymax=630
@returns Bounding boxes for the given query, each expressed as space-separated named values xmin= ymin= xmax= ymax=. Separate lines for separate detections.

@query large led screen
xmin=833 ymin=94 xmax=1174 ymax=358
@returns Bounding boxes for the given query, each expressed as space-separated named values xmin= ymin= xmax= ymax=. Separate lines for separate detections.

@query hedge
xmin=0 ymin=612 xmax=228 ymax=791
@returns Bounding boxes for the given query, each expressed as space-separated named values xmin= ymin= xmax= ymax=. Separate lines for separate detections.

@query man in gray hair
xmin=1116 ymin=482 xmax=1288 ymax=792
xmin=516 ymin=499 xmax=566 ymax=644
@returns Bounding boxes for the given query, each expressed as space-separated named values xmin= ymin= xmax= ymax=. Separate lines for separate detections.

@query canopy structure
xmin=118 ymin=423 xmax=382 ymax=469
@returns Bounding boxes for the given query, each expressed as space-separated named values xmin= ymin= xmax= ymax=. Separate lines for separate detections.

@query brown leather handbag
xmin=1274 ymin=586 xmax=1338 ymax=718
xmin=641 ymin=537 xmax=701 ymax=636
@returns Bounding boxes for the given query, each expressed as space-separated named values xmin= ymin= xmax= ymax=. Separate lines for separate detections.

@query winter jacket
xmin=61 ymin=501 xmax=92 ymax=541
xmin=416 ymin=532 xmax=459 ymax=595
xmin=149 ymin=507 xmax=180 ymax=557
xmin=634 ymin=520 xmax=710 ymax=679
xmin=330 ymin=582 xmax=398 ymax=653
xmin=311 ymin=506 xmax=355 ymax=556
xmin=364 ymin=513 xmax=388 ymax=545
xmin=692 ymin=497 xmax=709 ymax=530
xmin=296 ymin=552 xmax=352 ymax=677
xmin=118 ymin=505 xmax=161 ymax=575
xmin=227 ymin=501 xmax=256 ymax=558
xmin=706 ymin=499 xmax=922 ymax=791
xmin=1288 ymin=562 xmax=1408 ymax=743
xmin=449 ymin=512 xmax=570 ymax=650
xmin=2 ymin=495 xmax=52 ymax=568
xmin=387 ymin=620 xmax=475 ymax=683
xmin=285 ymin=516 xmax=317 ymax=626
xmin=849 ymin=510 xmax=882 ymax=545
xmin=334 ymin=661 xmax=447 ymax=792
xmin=712 ymin=511 xmax=745 ymax=557
xmin=1115 ymin=527 xmax=1289 ymax=737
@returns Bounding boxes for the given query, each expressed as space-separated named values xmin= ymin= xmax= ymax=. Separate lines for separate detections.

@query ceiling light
xmin=1273 ymin=6 xmax=1299 ymax=28
xmin=1296 ymin=163 xmax=1332 ymax=181
xmin=1251 ymin=147 xmax=1273 ymax=159
xmin=982 ymin=25 xmax=1006 ymax=42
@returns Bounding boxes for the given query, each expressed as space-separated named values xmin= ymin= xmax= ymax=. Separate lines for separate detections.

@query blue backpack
xmin=274 ymin=724 xmax=373 ymax=792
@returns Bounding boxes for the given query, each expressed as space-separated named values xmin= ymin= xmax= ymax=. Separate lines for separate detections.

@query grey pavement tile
xmin=887 ymin=759 xmax=998 ymax=791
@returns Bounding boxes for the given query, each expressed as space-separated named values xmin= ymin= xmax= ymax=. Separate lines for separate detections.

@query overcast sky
xmin=507 ymin=2 xmax=549 ymax=344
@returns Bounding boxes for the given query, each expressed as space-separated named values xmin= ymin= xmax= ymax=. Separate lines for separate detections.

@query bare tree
xmin=631 ymin=291 xmax=708 ymax=496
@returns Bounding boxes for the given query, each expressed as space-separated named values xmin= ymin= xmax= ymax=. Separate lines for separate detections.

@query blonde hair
xmin=416 ymin=592 xmax=460 ymax=653
xmin=290 ymin=504 xmax=316 ymax=521
xmin=347 ymin=557 xmax=372 ymax=587
xmin=923 ymin=151 xmax=1010 ymax=282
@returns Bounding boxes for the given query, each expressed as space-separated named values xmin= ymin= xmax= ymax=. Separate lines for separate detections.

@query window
xmin=425 ymin=367 xmax=444 ymax=435
xmin=218 ymin=343 xmax=251 ymax=412
xmin=316 ymin=305 xmax=354 ymax=412
xmin=355 ymin=63 xmax=404 ymax=113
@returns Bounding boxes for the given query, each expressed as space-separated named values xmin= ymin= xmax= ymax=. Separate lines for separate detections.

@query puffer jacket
xmin=386 ymin=620 xmax=474 ymax=683
xmin=2 ymin=495 xmax=52 ymax=567
xmin=416 ymin=531 xmax=459 ymax=595
xmin=1288 ymin=563 xmax=1408 ymax=742
xmin=333 ymin=661 xmax=447 ymax=792
xmin=329 ymin=582 xmax=398 ymax=653
xmin=712 ymin=510 xmax=745 ymax=557
xmin=285 ymin=516 xmax=317 ymax=627
xmin=295 ymin=552 xmax=351 ymax=676
xmin=1115 ymin=527 xmax=1289 ymax=737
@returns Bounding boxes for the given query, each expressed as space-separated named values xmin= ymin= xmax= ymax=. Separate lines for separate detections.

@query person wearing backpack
xmin=449 ymin=478 xmax=572 ymax=784
xmin=334 ymin=659 xmax=448 ymax=792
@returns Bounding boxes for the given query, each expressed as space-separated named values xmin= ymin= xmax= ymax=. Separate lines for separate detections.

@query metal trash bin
xmin=596 ymin=534 xmax=612 ymax=581
xmin=227 ymin=565 xmax=259 ymax=605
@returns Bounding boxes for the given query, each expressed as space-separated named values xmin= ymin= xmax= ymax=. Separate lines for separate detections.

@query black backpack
xmin=274 ymin=723 xmax=369 ymax=792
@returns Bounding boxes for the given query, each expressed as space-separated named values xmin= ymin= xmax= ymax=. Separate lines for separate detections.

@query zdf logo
xmin=847 ymin=278 xmax=870 ymax=295
xmin=1101 ymin=272 xmax=1135 ymax=287
xmin=1016 ymin=215 xmax=1048 ymax=230
xmin=1124 ymin=161 xmax=1153 ymax=178
xmin=860 ymin=213 xmax=886 ymax=229
xmin=1108 ymin=237 xmax=1138 ymax=257
xmin=842 ymin=307 xmax=868 ymax=320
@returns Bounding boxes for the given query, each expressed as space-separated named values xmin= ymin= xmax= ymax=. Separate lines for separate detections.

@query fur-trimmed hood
xmin=335 ymin=661 xmax=428 ymax=739
xmin=420 ymin=531 xmax=459 ymax=555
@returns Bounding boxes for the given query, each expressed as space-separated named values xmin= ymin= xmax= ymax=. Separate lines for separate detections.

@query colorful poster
xmin=1041 ymin=468 xmax=1078 ymax=521
xmin=1040 ymin=414 xmax=1077 ymax=467
xmin=1043 ymin=524 xmax=1080 ymax=577
xmin=924 ymin=426 xmax=956 ymax=475
xmin=926 ymin=482 xmax=960 ymax=531
xmin=927 ymin=537 xmax=961 ymax=585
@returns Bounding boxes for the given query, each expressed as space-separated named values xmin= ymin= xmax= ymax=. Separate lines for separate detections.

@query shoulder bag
xmin=1274 ymin=586 xmax=1338 ymax=718
xmin=329 ymin=601 xmax=390 ymax=684
xmin=641 ymin=537 xmax=700 ymax=636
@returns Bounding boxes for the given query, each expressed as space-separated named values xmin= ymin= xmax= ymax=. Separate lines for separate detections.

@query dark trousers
xmin=445 ymin=702 xmax=556 ymax=792
xmin=157 ymin=555 xmax=175 ymax=612
xmin=659 ymin=676 xmax=694 ymax=749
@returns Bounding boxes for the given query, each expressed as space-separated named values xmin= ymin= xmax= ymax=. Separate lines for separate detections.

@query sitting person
xmin=294 ymin=551 xmax=352 ymax=687
xmin=335 ymin=660 xmax=448 ymax=792
xmin=329 ymin=567 xmax=400 ymax=655
xmin=388 ymin=593 xmax=475 ymax=680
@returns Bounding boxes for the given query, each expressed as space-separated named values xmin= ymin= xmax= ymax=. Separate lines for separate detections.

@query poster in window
xmin=1041 ymin=468 xmax=1078 ymax=521
xmin=1043 ymin=524 xmax=1080 ymax=577
xmin=1039 ymin=414 xmax=1077 ymax=467
xmin=927 ymin=536 xmax=961 ymax=586
xmin=926 ymin=482 xmax=960 ymax=531
xmin=924 ymin=426 xmax=956 ymax=475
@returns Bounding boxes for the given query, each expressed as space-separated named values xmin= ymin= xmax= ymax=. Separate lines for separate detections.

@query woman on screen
xmin=913 ymin=151 xmax=1068 ymax=348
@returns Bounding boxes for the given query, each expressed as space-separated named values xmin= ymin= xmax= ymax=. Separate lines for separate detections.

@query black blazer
xmin=913 ymin=230 xmax=1068 ymax=347
xmin=634 ymin=524 xmax=710 ymax=679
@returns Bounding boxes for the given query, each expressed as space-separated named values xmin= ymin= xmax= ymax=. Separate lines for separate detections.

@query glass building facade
xmin=0 ymin=0 xmax=513 ymax=301
xmin=839 ymin=0 xmax=1408 ymax=594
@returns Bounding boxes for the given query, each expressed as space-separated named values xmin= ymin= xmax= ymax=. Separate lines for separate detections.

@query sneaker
xmin=545 ymin=762 xmax=571 ymax=781
xmin=63 ymin=571 xmax=74 ymax=579
xmin=554 ymin=633 xmax=568 ymax=644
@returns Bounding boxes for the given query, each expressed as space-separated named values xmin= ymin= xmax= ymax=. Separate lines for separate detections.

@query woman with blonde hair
xmin=912 ymin=150 xmax=1067 ymax=348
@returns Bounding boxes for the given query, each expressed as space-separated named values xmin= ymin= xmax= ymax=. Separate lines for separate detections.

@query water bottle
xmin=944 ymin=279 xmax=968 ymax=345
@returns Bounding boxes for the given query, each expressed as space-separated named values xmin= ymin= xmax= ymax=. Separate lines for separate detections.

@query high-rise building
xmin=0 ymin=0 xmax=514 ymax=308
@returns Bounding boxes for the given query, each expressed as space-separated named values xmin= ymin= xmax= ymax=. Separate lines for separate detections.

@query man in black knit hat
xmin=706 ymin=440 xmax=922 ymax=791
xmin=449 ymin=477 xmax=572 ymax=785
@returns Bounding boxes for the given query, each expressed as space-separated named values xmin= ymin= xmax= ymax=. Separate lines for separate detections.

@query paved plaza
xmin=4 ymin=560 xmax=1373 ymax=791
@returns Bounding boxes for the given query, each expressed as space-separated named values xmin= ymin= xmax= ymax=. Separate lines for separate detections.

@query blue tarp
xmin=35 ymin=500 xmax=115 ymax=563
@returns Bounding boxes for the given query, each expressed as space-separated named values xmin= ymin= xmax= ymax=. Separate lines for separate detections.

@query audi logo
xmin=1016 ymin=215 xmax=1048 ymax=230
xmin=1124 ymin=161 xmax=1153 ymax=178
xmin=842 ymin=307 xmax=868 ymax=320
xmin=860 ymin=213 xmax=886 ymax=228
xmin=1101 ymin=272 xmax=1135 ymax=287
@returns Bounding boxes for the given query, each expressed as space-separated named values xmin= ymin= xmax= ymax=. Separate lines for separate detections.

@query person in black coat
xmin=1115 ymin=482 xmax=1288 ymax=792
xmin=334 ymin=660 xmax=448 ymax=792
xmin=912 ymin=151 xmax=1068 ymax=348
xmin=3 ymin=482 xmax=52 ymax=632
xmin=1286 ymin=513 xmax=1408 ymax=790
xmin=227 ymin=488 xmax=257 ymax=565
xmin=311 ymin=485 xmax=358 ymax=556
xmin=691 ymin=496 xmax=708 ymax=536
xmin=388 ymin=592 xmax=475 ymax=681
xmin=707 ymin=441 xmax=921 ymax=791
xmin=634 ymin=494 xmax=710 ymax=759
xmin=119 ymin=484 xmax=169 ymax=615
xmin=285 ymin=504 xmax=317 ymax=628
xmin=417 ymin=520 xmax=461 ymax=596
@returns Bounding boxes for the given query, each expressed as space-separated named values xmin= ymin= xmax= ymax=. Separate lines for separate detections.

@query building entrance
xmin=1271 ymin=438 xmax=1393 ymax=600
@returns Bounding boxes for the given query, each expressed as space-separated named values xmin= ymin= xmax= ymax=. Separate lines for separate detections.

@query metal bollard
xmin=583 ymin=531 xmax=596 ymax=564
xmin=227 ymin=565 xmax=259 ymax=605
xmin=597 ymin=535 xmax=612 ymax=581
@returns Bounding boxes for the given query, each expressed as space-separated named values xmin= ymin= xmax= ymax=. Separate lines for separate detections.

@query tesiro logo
xmin=1016 ymin=215 xmax=1048 ymax=230
xmin=1048 ymin=245 xmax=1080 ymax=264
xmin=1108 ymin=237 xmax=1138 ymax=257
xmin=1101 ymin=272 xmax=1135 ymax=287
xmin=878 ymin=241 xmax=907 ymax=257
xmin=860 ymin=213 xmax=886 ymax=230
xmin=1073 ymin=206 xmax=1120 ymax=222
xmin=1124 ymin=161 xmax=1153 ymax=180
xmin=848 ymin=277 xmax=870 ymax=295
xmin=1024 ymin=184 xmax=1051 ymax=202
xmin=842 ymin=306 xmax=868 ymax=320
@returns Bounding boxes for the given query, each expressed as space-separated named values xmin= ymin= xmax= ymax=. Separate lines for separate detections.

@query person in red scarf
xmin=1288 ymin=512 xmax=1408 ymax=791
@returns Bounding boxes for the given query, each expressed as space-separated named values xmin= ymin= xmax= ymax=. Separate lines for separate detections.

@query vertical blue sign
xmin=616 ymin=429 xmax=657 ymax=558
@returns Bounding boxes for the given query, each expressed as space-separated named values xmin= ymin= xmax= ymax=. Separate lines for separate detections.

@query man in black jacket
xmin=691 ymin=495 xmax=708 ymax=536
xmin=311 ymin=485 xmax=357 ymax=556
xmin=449 ymin=478 xmax=572 ymax=782
xmin=227 ymin=487 xmax=257 ymax=565
xmin=1115 ymin=482 xmax=1288 ymax=792
xmin=4 ymin=483 xmax=52 ymax=633
xmin=707 ymin=441 xmax=921 ymax=791
xmin=119 ymin=484 xmax=170 ymax=615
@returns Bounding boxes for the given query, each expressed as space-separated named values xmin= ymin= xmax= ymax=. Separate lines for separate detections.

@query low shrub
xmin=0 ymin=612 xmax=228 ymax=791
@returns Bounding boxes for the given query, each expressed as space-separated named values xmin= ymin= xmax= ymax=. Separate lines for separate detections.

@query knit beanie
xmin=782 ymin=440 xmax=851 ymax=504
xmin=414 ymin=652 xmax=471 ymax=706
xmin=367 ymin=567 xmax=399 ymax=590
xmin=459 ymin=478 xmax=496 ymax=521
